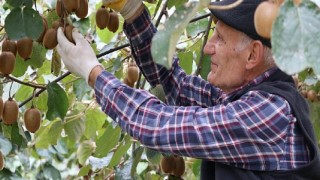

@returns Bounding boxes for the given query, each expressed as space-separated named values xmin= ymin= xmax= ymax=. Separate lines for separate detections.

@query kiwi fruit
xmin=75 ymin=0 xmax=88 ymax=19
xmin=172 ymin=156 xmax=185 ymax=177
xmin=2 ymin=39 xmax=17 ymax=56
xmin=254 ymin=1 xmax=279 ymax=39
xmin=127 ymin=64 xmax=139 ymax=84
xmin=37 ymin=17 xmax=48 ymax=43
xmin=56 ymin=0 xmax=62 ymax=17
xmin=24 ymin=107 xmax=41 ymax=133
xmin=0 ymin=97 xmax=3 ymax=119
xmin=0 ymin=151 xmax=4 ymax=171
xmin=64 ymin=24 xmax=75 ymax=44
xmin=17 ymin=37 xmax=33 ymax=60
xmin=160 ymin=155 xmax=175 ymax=174
xmin=51 ymin=20 xmax=63 ymax=29
xmin=63 ymin=0 xmax=80 ymax=13
xmin=307 ymin=90 xmax=317 ymax=102
xmin=96 ymin=6 xmax=110 ymax=29
xmin=123 ymin=77 xmax=135 ymax=88
xmin=2 ymin=98 xmax=19 ymax=125
xmin=107 ymin=12 xmax=119 ymax=33
xmin=0 ymin=52 xmax=16 ymax=75
xmin=43 ymin=28 xmax=58 ymax=50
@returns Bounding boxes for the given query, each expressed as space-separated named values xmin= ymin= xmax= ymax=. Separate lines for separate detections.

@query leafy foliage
xmin=0 ymin=0 xmax=320 ymax=179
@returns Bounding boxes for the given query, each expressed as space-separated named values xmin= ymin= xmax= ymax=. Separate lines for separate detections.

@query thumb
xmin=72 ymin=28 xmax=87 ymax=45
xmin=57 ymin=27 xmax=72 ymax=48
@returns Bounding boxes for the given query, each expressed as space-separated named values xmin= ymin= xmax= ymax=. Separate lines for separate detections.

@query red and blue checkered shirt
xmin=94 ymin=7 xmax=310 ymax=171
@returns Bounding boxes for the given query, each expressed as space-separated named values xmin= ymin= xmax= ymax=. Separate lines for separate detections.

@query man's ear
xmin=246 ymin=40 xmax=264 ymax=70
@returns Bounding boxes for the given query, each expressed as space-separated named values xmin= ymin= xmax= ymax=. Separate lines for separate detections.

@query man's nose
xmin=204 ymin=38 xmax=215 ymax=55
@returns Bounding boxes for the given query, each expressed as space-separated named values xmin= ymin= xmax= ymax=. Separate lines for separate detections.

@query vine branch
xmin=5 ymin=75 xmax=46 ymax=89
xmin=195 ymin=15 xmax=214 ymax=76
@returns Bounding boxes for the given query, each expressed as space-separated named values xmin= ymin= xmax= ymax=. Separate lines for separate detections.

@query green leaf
xmin=108 ymin=135 xmax=132 ymax=167
xmin=130 ymin=146 xmax=144 ymax=176
xmin=43 ymin=163 xmax=61 ymax=180
xmin=167 ymin=0 xmax=188 ymax=8
xmin=11 ymin=55 xmax=28 ymax=77
xmin=46 ymin=82 xmax=69 ymax=121
xmin=84 ymin=108 xmax=106 ymax=139
xmin=77 ymin=165 xmax=91 ymax=177
xmin=27 ymin=42 xmax=46 ymax=68
xmin=0 ymin=169 xmax=24 ymax=180
xmin=73 ymin=79 xmax=92 ymax=100
xmin=51 ymin=49 xmax=61 ymax=76
xmin=186 ymin=13 xmax=209 ymax=37
xmin=149 ymin=85 xmax=166 ymax=102
xmin=35 ymin=119 xmax=63 ymax=148
xmin=6 ymin=0 xmax=33 ymax=8
xmin=96 ymin=28 xmax=115 ymax=44
xmin=178 ymin=51 xmax=193 ymax=74
xmin=199 ymin=55 xmax=211 ymax=79
xmin=272 ymin=0 xmax=320 ymax=76
xmin=5 ymin=7 xmax=43 ymax=40
xmin=64 ymin=117 xmax=85 ymax=142
xmin=0 ymin=134 xmax=12 ymax=155
xmin=14 ymin=85 xmax=33 ymax=102
xmin=152 ymin=0 xmax=210 ymax=69
xmin=145 ymin=148 xmax=162 ymax=165
xmin=94 ymin=125 xmax=121 ymax=158
xmin=77 ymin=140 xmax=96 ymax=165
xmin=11 ymin=122 xmax=28 ymax=148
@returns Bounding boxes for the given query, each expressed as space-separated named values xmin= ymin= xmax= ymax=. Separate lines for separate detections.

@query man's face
xmin=204 ymin=21 xmax=252 ymax=93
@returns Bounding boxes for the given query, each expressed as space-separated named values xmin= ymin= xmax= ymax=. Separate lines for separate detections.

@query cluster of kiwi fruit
xmin=0 ymin=37 xmax=34 ymax=76
xmin=254 ymin=0 xmax=301 ymax=39
xmin=123 ymin=61 xmax=139 ymax=87
xmin=160 ymin=155 xmax=186 ymax=178
xmin=0 ymin=96 xmax=42 ymax=133
xmin=293 ymin=76 xmax=320 ymax=102
xmin=42 ymin=0 xmax=89 ymax=49
xmin=96 ymin=6 xmax=119 ymax=33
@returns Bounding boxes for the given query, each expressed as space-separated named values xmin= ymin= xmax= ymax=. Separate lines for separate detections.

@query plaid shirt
xmin=94 ymin=8 xmax=310 ymax=171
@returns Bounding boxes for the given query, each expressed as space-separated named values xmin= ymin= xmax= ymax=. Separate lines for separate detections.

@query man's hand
xmin=102 ymin=0 xmax=143 ymax=20
xmin=56 ymin=28 xmax=102 ymax=84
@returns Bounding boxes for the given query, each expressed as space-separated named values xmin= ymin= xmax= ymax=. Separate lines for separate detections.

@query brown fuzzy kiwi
xmin=17 ymin=37 xmax=33 ymax=60
xmin=307 ymin=90 xmax=317 ymax=102
xmin=51 ymin=20 xmax=63 ymax=30
xmin=24 ymin=107 xmax=42 ymax=133
xmin=37 ymin=17 xmax=48 ymax=43
xmin=127 ymin=65 xmax=139 ymax=84
xmin=172 ymin=156 xmax=185 ymax=177
xmin=56 ymin=0 xmax=62 ymax=17
xmin=160 ymin=155 xmax=176 ymax=174
xmin=123 ymin=77 xmax=135 ymax=88
xmin=2 ymin=98 xmax=19 ymax=125
xmin=107 ymin=12 xmax=119 ymax=33
xmin=43 ymin=28 xmax=58 ymax=49
xmin=2 ymin=39 xmax=17 ymax=56
xmin=64 ymin=24 xmax=75 ymax=44
xmin=0 ymin=97 xmax=3 ymax=119
xmin=254 ymin=1 xmax=279 ymax=39
xmin=0 ymin=52 xmax=16 ymax=75
xmin=63 ymin=0 xmax=80 ymax=13
xmin=96 ymin=6 xmax=110 ymax=29
xmin=0 ymin=151 xmax=4 ymax=171
xmin=75 ymin=0 xmax=88 ymax=19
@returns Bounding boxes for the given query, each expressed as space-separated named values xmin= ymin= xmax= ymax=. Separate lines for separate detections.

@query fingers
xmin=72 ymin=28 xmax=87 ymax=45
xmin=57 ymin=27 xmax=73 ymax=48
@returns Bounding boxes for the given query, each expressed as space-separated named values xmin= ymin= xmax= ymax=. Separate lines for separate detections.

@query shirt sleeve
xmin=123 ymin=6 xmax=221 ymax=107
xmin=94 ymin=71 xmax=293 ymax=171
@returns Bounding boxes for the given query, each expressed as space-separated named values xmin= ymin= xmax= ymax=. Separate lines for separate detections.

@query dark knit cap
xmin=209 ymin=0 xmax=271 ymax=47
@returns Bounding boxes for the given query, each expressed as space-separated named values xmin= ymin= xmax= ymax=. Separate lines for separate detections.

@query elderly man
xmin=57 ymin=0 xmax=320 ymax=179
